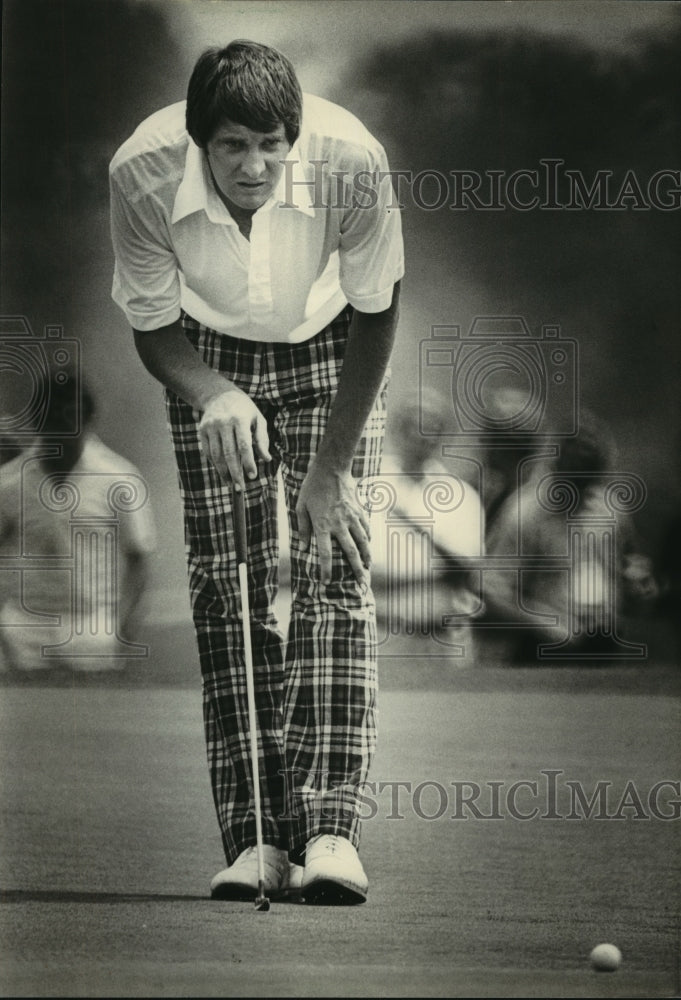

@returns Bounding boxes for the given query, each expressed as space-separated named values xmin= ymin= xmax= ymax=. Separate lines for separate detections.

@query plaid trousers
xmin=164 ymin=307 xmax=388 ymax=864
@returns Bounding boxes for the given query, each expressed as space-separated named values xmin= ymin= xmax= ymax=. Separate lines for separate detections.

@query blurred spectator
xmin=481 ymin=409 xmax=657 ymax=662
xmin=479 ymin=386 xmax=552 ymax=530
xmin=368 ymin=396 xmax=484 ymax=632
xmin=0 ymin=378 xmax=155 ymax=673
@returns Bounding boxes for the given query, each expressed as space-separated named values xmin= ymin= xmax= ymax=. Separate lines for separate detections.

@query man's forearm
xmin=315 ymin=282 xmax=401 ymax=472
xmin=133 ymin=318 xmax=236 ymax=411
xmin=133 ymin=319 xmax=271 ymax=485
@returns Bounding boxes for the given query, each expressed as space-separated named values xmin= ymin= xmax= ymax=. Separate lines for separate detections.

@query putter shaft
xmin=234 ymin=490 xmax=271 ymax=913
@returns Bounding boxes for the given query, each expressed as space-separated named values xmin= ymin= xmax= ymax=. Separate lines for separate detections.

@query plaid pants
xmin=164 ymin=307 xmax=388 ymax=864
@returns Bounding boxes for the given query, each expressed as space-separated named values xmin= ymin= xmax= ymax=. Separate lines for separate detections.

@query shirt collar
xmin=171 ymin=141 xmax=215 ymax=224
xmin=171 ymin=137 xmax=315 ymax=225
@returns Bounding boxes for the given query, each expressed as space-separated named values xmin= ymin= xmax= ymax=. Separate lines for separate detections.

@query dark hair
xmin=555 ymin=410 xmax=614 ymax=480
xmin=550 ymin=409 xmax=617 ymax=515
xmin=186 ymin=40 xmax=302 ymax=147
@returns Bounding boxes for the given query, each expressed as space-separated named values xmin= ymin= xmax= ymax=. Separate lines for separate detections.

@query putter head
xmin=254 ymin=894 xmax=270 ymax=912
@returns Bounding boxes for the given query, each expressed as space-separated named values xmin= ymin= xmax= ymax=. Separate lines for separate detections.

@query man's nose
xmin=241 ymin=147 xmax=266 ymax=178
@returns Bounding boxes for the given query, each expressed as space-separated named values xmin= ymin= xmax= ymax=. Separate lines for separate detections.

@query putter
xmin=233 ymin=487 xmax=270 ymax=912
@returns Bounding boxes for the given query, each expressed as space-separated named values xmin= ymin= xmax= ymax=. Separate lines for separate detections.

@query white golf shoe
xmin=210 ymin=845 xmax=290 ymax=900
xmin=301 ymin=834 xmax=368 ymax=905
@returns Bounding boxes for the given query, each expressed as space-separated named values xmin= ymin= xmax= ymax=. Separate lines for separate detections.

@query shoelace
xmin=320 ymin=835 xmax=342 ymax=855
xmin=234 ymin=845 xmax=288 ymax=874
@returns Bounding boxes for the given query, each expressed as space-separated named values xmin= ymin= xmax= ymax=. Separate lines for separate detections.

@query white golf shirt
xmin=110 ymin=94 xmax=404 ymax=343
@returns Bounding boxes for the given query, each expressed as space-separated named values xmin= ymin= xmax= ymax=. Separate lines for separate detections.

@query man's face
xmin=205 ymin=120 xmax=291 ymax=211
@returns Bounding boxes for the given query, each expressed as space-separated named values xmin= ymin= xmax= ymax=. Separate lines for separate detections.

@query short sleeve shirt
xmin=109 ymin=94 xmax=404 ymax=342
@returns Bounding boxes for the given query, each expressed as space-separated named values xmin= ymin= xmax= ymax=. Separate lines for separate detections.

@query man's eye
xmin=263 ymin=139 xmax=283 ymax=151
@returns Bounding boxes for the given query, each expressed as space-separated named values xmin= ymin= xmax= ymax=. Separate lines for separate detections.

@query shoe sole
xmin=301 ymin=878 xmax=367 ymax=905
xmin=211 ymin=881 xmax=260 ymax=901
xmin=211 ymin=879 xmax=296 ymax=902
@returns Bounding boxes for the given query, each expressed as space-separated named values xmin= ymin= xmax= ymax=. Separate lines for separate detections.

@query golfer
xmin=110 ymin=39 xmax=403 ymax=904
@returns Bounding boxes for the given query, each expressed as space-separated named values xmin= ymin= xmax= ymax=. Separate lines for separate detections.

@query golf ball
xmin=590 ymin=943 xmax=622 ymax=972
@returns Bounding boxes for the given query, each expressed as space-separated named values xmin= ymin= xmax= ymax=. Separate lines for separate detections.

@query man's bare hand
xmin=296 ymin=462 xmax=371 ymax=585
xmin=198 ymin=388 xmax=271 ymax=488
